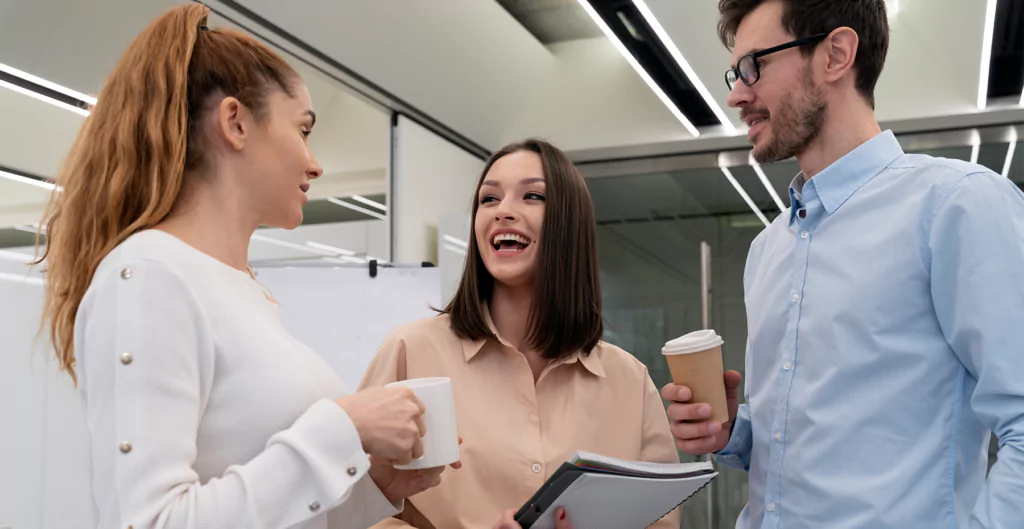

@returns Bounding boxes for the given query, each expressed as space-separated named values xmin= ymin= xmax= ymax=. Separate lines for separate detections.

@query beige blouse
xmin=359 ymin=310 xmax=682 ymax=529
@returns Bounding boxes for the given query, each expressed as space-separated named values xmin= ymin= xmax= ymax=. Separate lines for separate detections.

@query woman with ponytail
xmin=37 ymin=5 xmax=453 ymax=528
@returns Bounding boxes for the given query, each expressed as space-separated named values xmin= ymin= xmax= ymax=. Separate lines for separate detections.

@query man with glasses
xmin=662 ymin=1 xmax=1024 ymax=528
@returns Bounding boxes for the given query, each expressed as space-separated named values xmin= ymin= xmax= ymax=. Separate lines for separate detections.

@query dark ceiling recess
xmin=494 ymin=0 xmax=602 ymax=44
xmin=585 ymin=0 xmax=719 ymax=127
xmin=987 ymin=0 xmax=1024 ymax=100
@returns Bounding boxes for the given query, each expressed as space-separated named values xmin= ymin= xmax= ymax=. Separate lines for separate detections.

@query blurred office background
xmin=1 ymin=0 xmax=1021 ymax=527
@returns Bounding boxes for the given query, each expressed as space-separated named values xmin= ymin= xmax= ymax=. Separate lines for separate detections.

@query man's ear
xmin=822 ymin=26 xmax=859 ymax=85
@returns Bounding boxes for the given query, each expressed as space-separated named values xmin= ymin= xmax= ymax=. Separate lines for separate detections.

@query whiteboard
xmin=252 ymin=265 xmax=442 ymax=390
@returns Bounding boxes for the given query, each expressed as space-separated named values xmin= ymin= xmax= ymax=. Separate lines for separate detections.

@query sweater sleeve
xmin=77 ymin=259 xmax=398 ymax=528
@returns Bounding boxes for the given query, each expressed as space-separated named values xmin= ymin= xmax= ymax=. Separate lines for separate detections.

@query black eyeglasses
xmin=725 ymin=33 xmax=829 ymax=90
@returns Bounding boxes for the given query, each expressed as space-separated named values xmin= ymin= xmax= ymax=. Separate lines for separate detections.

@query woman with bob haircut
xmin=360 ymin=138 xmax=681 ymax=529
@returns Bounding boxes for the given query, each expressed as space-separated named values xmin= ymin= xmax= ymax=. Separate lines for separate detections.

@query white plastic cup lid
xmin=662 ymin=329 xmax=724 ymax=355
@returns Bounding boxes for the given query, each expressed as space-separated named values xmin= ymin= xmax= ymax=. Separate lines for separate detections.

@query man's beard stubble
xmin=750 ymin=68 xmax=828 ymax=164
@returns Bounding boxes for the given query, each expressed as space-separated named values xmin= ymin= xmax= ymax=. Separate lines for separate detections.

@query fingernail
xmin=700 ymin=405 xmax=711 ymax=418
xmin=559 ymin=508 xmax=566 ymax=520
xmin=708 ymin=422 xmax=722 ymax=434
xmin=706 ymin=436 xmax=716 ymax=445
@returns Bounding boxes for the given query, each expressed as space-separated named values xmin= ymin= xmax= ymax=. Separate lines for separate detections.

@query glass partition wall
xmin=583 ymin=123 xmax=1022 ymax=529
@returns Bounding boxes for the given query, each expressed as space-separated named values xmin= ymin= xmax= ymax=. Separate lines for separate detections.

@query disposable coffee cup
xmin=662 ymin=330 xmax=729 ymax=424
xmin=384 ymin=377 xmax=460 ymax=470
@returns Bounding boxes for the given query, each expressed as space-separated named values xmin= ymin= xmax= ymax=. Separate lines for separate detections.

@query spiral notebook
xmin=514 ymin=451 xmax=718 ymax=529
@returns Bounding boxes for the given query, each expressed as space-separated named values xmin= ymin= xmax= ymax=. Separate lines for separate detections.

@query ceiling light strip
xmin=443 ymin=235 xmax=468 ymax=248
xmin=0 ymin=168 xmax=57 ymax=191
xmin=443 ymin=244 xmax=467 ymax=256
xmin=0 ymin=62 xmax=96 ymax=105
xmin=577 ymin=0 xmax=700 ymax=137
xmin=977 ymin=0 xmax=998 ymax=110
xmin=250 ymin=233 xmax=340 ymax=256
xmin=305 ymin=240 xmax=356 ymax=256
xmin=632 ymin=0 xmax=735 ymax=132
xmin=326 ymin=197 xmax=387 ymax=220
xmin=350 ymin=194 xmax=387 ymax=212
xmin=750 ymin=160 xmax=786 ymax=210
xmin=1001 ymin=133 xmax=1017 ymax=179
xmin=0 ymin=271 xmax=43 ymax=286
xmin=0 ymin=78 xmax=89 ymax=117
xmin=720 ymin=167 xmax=769 ymax=227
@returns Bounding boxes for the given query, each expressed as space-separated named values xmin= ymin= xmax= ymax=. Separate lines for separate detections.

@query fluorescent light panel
xmin=326 ymin=197 xmax=387 ymax=220
xmin=0 ymin=169 xmax=57 ymax=191
xmin=970 ymin=144 xmax=980 ymax=165
xmin=978 ymin=0 xmax=998 ymax=109
xmin=0 ymin=271 xmax=43 ymax=286
xmin=1002 ymin=131 xmax=1017 ymax=178
xmin=0 ymin=249 xmax=33 ymax=263
xmin=577 ymin=0 xmax=700 ymax=137
xmin=443 ymin=244 xmax=467 ymax=256
xmin=631 ymin=0 xmax=735 ymax=132
xmin=443 ymin=235 xmax=468 ymax=248
xmin=0 ymin=78 xmax=90 ymax=117
xmin=0 ymin=62 xmax=96 ymax=106
xmin=305 ymin=240 xmax=355 ymax=256
xmin=350 ymin=195 xmax=387 ymax=212
xmin=13 ymin=223 xmax=46 ymax=235
xmin=251 ymin=233 xmax=340 ymax=257
xmin=720 ymin=167 xmax=769 ymax=227
xmin=748 ymin=155 xmax=786 ymax=211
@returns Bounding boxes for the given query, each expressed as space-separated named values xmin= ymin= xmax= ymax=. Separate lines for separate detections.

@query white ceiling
xmin=0 ymin=0 xmax=388 ymax=230
xmin=0 ymin=0 xmax=1019 ymax=232
xmin=232 ymin=0 xmax=1014 ymax=154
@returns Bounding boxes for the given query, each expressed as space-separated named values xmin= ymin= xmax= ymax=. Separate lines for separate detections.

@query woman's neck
xmin=155 ymin=177 xmax=256 ymax=271
xmin=490 ymin=281 xmax=549 ymax=381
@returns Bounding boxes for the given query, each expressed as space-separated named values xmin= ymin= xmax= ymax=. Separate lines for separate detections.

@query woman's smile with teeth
xmin=492 ymin=233 xmax=531 ymax=252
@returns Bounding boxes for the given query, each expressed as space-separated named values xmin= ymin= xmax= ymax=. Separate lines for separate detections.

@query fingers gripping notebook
xmin=515 ymin=451 xmax=718 ymax=529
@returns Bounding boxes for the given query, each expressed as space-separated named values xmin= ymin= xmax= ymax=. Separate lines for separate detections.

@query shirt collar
xmin=788 ymin=172 xmax=808 ymax=224
xmin=461 ymin=303 xmax=605 ymax=378
xmin=787 ymin=130 xmax=902 ymax=223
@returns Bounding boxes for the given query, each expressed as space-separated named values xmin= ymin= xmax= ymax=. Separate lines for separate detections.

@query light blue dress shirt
xmin=716 ymin=130 xmax=1024 ymax=528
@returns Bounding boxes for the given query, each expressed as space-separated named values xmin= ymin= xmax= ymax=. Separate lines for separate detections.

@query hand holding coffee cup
xmin=660 ymin=330 xmax=742 ymax=455
xmin=384 ymin=377 xmax=460 ymax=469
xmin=663 ymin=371 xmax=743 ymax=455
xmin=334 ymin=386 xmax=427 ymax=464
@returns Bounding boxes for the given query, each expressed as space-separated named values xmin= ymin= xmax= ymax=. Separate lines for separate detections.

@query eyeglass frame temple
xmin=724 ymin=32 xmax=831 ymax=90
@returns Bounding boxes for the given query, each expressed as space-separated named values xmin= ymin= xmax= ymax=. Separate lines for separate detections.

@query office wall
xmin=0 ymin=264 xmax=93 ymax=529
xmin=392 ymin=115 xmax=484 ymax=265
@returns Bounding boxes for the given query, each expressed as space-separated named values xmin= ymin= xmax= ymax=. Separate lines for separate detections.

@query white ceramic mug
xmin=384 ymin=377 xmax=460 ymax=470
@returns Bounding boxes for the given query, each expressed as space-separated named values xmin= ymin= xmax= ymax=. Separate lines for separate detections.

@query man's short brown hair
xmin=718 ymin=0 xmax=890 ymax=108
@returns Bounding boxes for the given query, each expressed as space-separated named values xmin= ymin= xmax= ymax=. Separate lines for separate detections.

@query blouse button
xmin=119 ymin=442 xmax=132 ymax=454
xmin=120 ymin=268 xmax=132 ymax=280
xmin=120 ymin=352 xmax=133 ymax=365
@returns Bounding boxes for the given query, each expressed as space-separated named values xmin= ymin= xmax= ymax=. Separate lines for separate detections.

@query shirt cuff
xmin=713 ymin=414 xmax=752 ymax=472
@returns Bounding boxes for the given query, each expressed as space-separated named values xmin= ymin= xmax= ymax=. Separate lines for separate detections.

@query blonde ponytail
xmin=37 ymin=4 xmax=298 ymax=383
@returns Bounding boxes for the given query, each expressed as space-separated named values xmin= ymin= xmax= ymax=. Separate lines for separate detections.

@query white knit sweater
xmin=75 ymin=230 xmax=399 ymax=529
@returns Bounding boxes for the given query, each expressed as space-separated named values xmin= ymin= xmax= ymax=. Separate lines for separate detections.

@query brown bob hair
xmin=37 ymin=4 xmax=300 ymax=383
xmin=440 ymin=139 xmax=603 ymax=360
